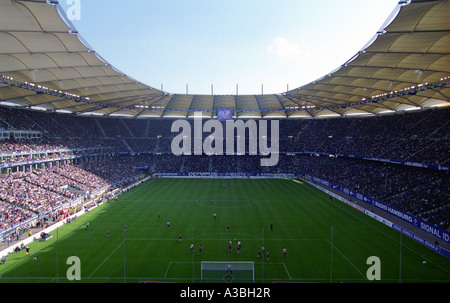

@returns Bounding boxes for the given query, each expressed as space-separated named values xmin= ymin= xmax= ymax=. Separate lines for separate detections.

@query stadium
xmin=0 ymin=0 xmax=449 ymax=291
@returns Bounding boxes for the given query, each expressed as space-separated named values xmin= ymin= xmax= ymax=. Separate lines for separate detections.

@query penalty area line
xmin=88 ymin=240 xmax=124 ymax=278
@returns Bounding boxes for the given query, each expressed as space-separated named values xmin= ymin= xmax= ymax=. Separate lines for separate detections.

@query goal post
xmin=201 ymin=261 xmax=255 ymax=283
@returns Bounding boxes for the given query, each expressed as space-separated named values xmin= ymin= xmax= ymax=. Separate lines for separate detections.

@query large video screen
xmin=217 ymin=108 xmax=233 ymax=120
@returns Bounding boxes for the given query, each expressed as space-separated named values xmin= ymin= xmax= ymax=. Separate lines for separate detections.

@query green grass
xmin=0 ymin=178 xmax=449 ymax=283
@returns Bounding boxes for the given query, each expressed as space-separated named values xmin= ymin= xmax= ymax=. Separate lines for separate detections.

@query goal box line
xmin=201 ymin=261 xmax=255 ymax=283
xmin=201 ymin=261 xmax=255 ymax=269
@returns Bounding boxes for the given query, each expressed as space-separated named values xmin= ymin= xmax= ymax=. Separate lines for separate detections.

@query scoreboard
xmin=217 ymin=108 xmax=233 ymax=120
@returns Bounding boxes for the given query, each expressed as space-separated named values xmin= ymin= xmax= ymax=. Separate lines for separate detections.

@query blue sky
xmin=58 ymin=0 xmax=400 ymax=95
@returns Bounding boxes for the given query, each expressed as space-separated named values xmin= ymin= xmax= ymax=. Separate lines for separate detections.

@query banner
xmin=153 ymin=172 xmax=297 ymax=179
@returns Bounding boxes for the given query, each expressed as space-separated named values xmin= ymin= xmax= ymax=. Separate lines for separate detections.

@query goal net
xmin=200 ymin=261 xmax=255 ymax=283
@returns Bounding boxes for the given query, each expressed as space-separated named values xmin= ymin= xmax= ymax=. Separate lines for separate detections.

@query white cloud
xmin=267 ymin=37 xmax=302 ymax=58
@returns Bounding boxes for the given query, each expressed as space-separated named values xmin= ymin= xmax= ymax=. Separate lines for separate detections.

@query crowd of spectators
xmin=2 ymin=106 xmax=448 ymax=165
xmin=0 ymin=171 xmax=67 ymax=214
xmin=284 ymin=108 xmax=449 ymax=166
xmin=52 ymin=164 xmax=109 ymax=192
xmin=24 ymin=168 xmax=83 ymax=199
xmin=0 ymin=157 xmax=145 ymax=233
xmin=0 ymin=200 xmax=35 ymax=232
xmin=78 ymin=156 xmax=147 ymax=185
xmin=0 ymin=137 xmax=118 ymax=154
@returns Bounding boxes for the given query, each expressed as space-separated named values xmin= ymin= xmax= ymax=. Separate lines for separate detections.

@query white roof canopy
xmin=0 ymin=0 xmax=448 ymax=118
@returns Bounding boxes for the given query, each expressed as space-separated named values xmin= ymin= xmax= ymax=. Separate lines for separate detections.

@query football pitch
xmin=0 ymin=178 xmax=449 ymax=283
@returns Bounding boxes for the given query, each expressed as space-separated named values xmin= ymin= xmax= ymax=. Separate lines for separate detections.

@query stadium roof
xmin=0 ymin=0 xmax=449 ymax=119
